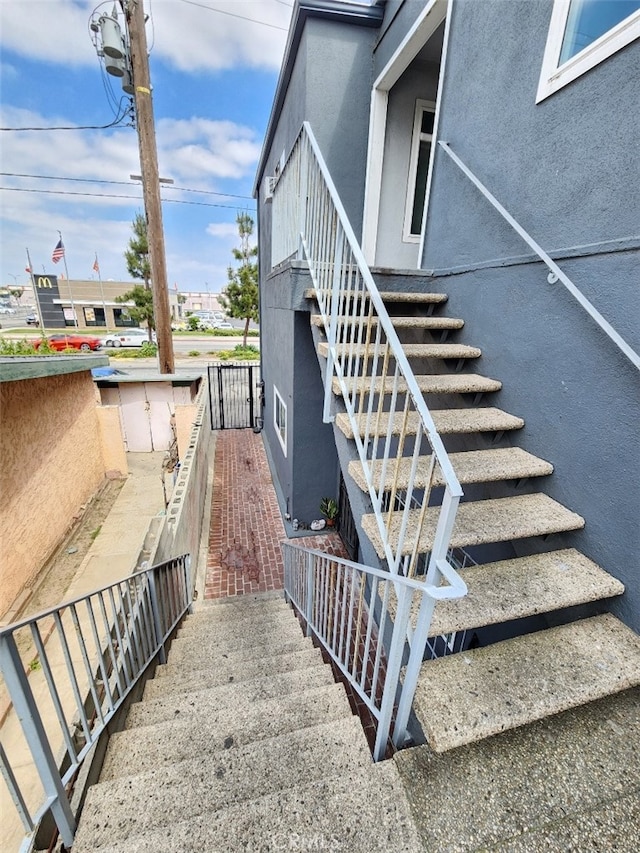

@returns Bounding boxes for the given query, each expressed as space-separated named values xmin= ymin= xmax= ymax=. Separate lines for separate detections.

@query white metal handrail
xmin=438 ymin=141 xmax=640 ymax=372
xmin=282 ymin=542 xmax=465 ymax=761
xmin=0 ymin=554 xmax=192 ymax=851
xmin=273 ymin=122 xmax=464 ymax=586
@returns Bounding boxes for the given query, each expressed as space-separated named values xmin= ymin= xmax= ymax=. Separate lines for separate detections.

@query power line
xmin=0 ymin=172 xmax=255 ymax=201
xmin=178 ymin=0 xmax=289 ymax=31
xmin=0 ymin=185 xmax=255 ymax=209
xmin=0 ymin=103 xmax=133 ymax=133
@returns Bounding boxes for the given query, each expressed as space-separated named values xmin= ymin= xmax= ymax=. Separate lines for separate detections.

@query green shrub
xmin=0 ymin=338 xmax=37 ymax=356
xmin=188 ymin=349 xmax=201 ymax=357
xmin=139 ymin=341 xmax=158 ymax=357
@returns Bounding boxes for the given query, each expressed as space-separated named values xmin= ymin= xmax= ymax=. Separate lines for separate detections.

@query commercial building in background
xmin=24 ymin=276 xmax=182 ymax=330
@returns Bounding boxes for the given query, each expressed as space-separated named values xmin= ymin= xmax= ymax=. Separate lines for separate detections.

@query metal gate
xmin=338 ymin=472 xmax=359 ymax=561
xmin=208 ymin=364 xmax=259 ymax=429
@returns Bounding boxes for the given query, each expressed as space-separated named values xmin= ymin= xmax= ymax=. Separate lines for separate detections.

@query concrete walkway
xmin=204 ymin=430 xmax=348 ymax=599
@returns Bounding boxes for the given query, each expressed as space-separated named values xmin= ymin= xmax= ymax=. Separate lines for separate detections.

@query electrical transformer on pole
xmin=93 ymin=1 xmax=175 ymax=374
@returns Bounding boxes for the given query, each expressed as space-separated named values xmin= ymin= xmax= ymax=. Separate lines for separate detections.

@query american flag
xmin=93 ymin=256 xmax=100 ymax=273
xmin=52 ymin=239 xmax=65 ymax=264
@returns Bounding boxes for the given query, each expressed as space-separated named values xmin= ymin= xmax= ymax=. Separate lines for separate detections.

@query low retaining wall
xmin=149 ymin=381 xmax=212 ymax=576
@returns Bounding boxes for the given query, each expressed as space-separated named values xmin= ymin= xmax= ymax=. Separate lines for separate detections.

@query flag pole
xmin=25 ymin=248 xmax=45 ymax=333
xmin=94 ymin=253 xmax=108 ymax=329
xmin=58 ymin=231 xmax=78 ymax=328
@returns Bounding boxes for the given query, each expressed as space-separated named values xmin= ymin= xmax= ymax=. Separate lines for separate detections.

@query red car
xmin=34 ymin=334 xmax=103 ymax=352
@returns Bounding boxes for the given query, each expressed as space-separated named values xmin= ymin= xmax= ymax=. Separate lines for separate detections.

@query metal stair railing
xmin=282 ymin=542 xmax=465 ymax=761
xmin=273 ymin=122 xmax=465 ymax=591
xmin=438 ymin=141 xmax=640 ymax=372
xmin=0 ymin=554 xmax=192 ymax=851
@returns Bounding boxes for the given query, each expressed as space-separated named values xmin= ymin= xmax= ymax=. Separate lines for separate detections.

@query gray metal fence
xmin=0 ymin=554 xmax=192 ymax=850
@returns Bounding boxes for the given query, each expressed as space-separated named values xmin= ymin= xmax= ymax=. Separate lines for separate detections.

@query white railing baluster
xmin=283 ymin=542 xmax=466 ymax=762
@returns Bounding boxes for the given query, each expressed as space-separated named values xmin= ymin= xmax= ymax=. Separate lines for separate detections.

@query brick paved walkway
xmin=204 ymin=430 xmax=347 ymax=600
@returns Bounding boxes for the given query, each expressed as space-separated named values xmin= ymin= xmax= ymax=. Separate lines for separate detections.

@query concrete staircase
xmin=72 ymin=593 xmax=423 ymax=852
xmin=310 ymin=286 xmax=640 ymax=754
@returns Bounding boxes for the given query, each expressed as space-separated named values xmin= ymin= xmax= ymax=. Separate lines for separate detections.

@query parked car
xmin=34 ymin=334 xmax=102 ymax=352
xmin=102 ymin=328 xmax=156 ymax=348
xmin=214 ymin=322 xmax=234 ymax=330
xmin=0 ymin=305 xmax=16 ymax=314
xmin=25 ymin=313 xmax=39 ymax=325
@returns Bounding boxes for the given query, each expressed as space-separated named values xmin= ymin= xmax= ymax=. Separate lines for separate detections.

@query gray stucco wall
xmin=430 ymin=258 xmax=640 ymax=633
xmin=424 ymin=0 xmax=640 ymax=271
xmin=260 ymin=263 xmax=338 ymax=527
xmin=418 ymin=1 xmax=640 ymax=631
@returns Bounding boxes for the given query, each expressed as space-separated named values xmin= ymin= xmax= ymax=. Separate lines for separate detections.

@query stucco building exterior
xmin=254 ymin=0 xmax=640 ymax=635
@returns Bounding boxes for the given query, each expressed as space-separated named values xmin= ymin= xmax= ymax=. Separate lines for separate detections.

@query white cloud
xmin=206 ymin=222 xmax=239 ymax=239
xmin=0 ymin=0 xmax=291 ymax=73
xmin=0 ymin=105 xmax=261 ymax=287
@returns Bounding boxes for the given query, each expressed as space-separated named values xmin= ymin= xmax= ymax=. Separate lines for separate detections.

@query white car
xmin=0 ymin=305 xmax=16 ymax=314
xmin=102 ymin=328 xmax=156 ymax=348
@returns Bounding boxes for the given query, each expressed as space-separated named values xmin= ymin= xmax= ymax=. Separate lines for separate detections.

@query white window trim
xmin=537 ymin=0 xmax=640 ymax=102
xmin=403 ymin=99 xmax=436 ymax=243
xmin=273 ymin=386 xmax=287 ymax=456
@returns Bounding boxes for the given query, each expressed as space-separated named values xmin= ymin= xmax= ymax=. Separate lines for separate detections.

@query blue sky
xmin=0 ymin=0 xmax=293 ymax=293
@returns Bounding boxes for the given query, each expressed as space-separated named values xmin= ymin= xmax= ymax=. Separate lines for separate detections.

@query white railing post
xmin=323 ymin=228 xmax=345 ymax=423
xmin=0 ymin=635 xmax=76 ymax=847
xmin=373 ymin=581 xmax=412 ymax=761
xmin=392 ymin=591 xmax=436 ymax=747
xmin=305 ymin=549 xmax=315 ymax=637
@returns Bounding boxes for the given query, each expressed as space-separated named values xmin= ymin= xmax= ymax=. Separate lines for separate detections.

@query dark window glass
xmin=410 ymin=140 xmax=431 ymax=235
xmin=421 ymin=111 xmax=435 ymax=134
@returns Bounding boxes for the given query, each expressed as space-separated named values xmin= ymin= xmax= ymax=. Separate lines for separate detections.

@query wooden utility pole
xmin=124 ymin=0 xmax=175 ymax=373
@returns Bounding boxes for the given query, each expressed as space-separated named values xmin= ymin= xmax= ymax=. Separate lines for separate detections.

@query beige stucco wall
xmin=96 ymin=405 xmax=128 ymax=478
xmin=0 ymin=373 xmax=106 ymax=617
xmin=175 ymin=404 xmax=197 ymax=461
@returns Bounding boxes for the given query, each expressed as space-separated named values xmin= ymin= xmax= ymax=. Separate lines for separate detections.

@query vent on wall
xmin=263 ymin=175 xmax=277 ymax=202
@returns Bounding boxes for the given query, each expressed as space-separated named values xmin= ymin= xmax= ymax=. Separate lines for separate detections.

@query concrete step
xmin=335 ymin=406 xmax=524 ymax=439
xmin=305 ymin=287 xmax=448 ymax=305
xmin=176 ymin=607 xmax=297 ymax=641
xmin=428 ymin=548 xmax=625 ymax=636
xmin=413 ymin=613 xmax=640 ymax=752
xmin=394 ymin=686 xmax=640 ymax=851
xmin=101 ymin=682 xmax=354 ymax=782
xmin=311 ymin=313 xmax=464 ymax=331
xmin=349 ymin=447 xmax=554 ymax=492
xmin=318 ymin=340 xmax=481 ymax=361
xmin=190 ymin=592 xmax=286 ymax=622
xmin=125 ymin=663 xmax=335 ymax=729
xmin=333 ymin=372 xmax=502 ymax=397
xmin=78 ymin=761 xmax=423 ymax=853
xmin=165 ymin=619 xmax=305 ymax=664
xmin=145 ymin=647 xmax=323 ymax=698
xmin=489 ymin=791 xmax=640 ymax=852
xmin=362 ymin=493 xmax=585 ymax=558
xmin=72 ymin=717 xmax=372 ymax=849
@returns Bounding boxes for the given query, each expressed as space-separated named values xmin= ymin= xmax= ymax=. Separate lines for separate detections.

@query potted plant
xmin=319 ymin=497 xmax=338 ymax=527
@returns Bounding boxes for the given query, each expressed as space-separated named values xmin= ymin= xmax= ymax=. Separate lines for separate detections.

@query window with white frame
xmin=403 ymin=100 xmax=436 ymax=242
xmin=273 ymin=386 xmax=287 ymax=455
xmin=537 ymin=0 xmax=640 ymax=102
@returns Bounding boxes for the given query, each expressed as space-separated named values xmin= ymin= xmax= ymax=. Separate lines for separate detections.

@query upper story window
xmin=403 ymin=100 xmax=436 ymax=242
xmin=537 ymin=0 xmax=640 ymax=101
